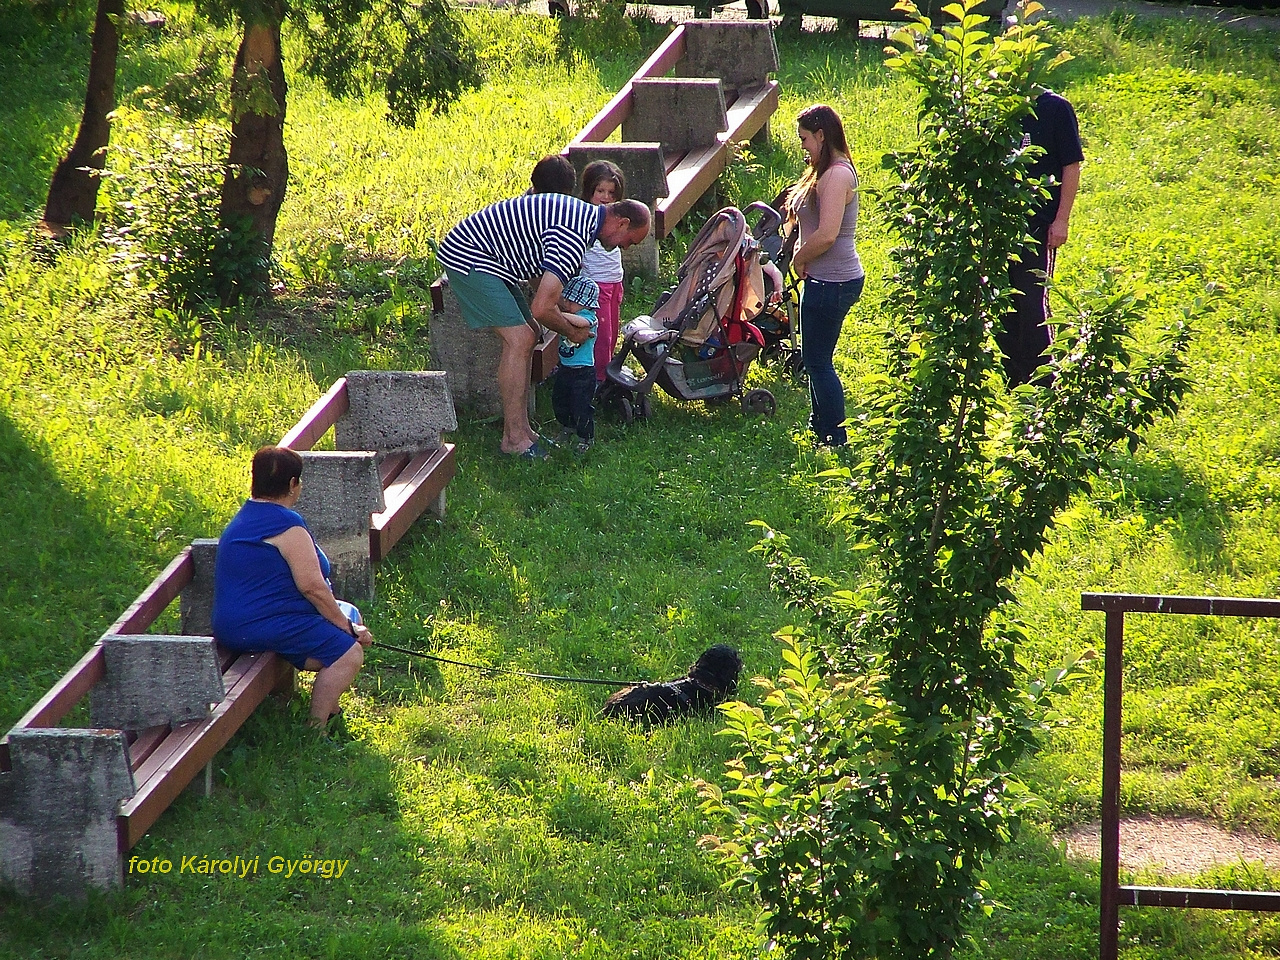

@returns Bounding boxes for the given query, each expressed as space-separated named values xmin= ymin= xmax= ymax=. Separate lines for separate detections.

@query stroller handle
xmin=746 ymin=201 xmax=784 ymax=242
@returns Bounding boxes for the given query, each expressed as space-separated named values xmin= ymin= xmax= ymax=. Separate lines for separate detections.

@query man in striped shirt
xmin=439 ymin=193 xmax=650 ymax=458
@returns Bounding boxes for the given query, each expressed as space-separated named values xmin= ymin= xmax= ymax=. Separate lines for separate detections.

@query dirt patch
xmin=1058 ymin=816 xmax=1280 ymax=875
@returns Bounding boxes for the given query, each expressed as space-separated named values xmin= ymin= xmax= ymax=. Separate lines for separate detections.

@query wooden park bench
xmin=564 ymin=20 xmax=780 ymax=276
xmin=0 ymin=546 xmax=293 ymax=866
xmin=279 ymin=370 xmax=458 ymax=574
xmin=0 ymin=369 xmax=457 ymax=899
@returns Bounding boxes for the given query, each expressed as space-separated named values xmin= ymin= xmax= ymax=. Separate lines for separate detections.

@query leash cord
xmin=371 ymin=640 xmax=643 ymax=688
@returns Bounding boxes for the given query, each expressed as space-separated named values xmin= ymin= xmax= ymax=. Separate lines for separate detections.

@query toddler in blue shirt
xmin=554 ymin=275 xmax=600 ymax=452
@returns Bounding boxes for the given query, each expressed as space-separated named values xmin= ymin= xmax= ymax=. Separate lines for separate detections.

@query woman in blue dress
xmin=212 ymin=446 xmax=373 ymax=732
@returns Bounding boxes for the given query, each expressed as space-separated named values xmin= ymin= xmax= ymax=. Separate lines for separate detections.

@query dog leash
xmin=371 ymin=640 xmax=644 ymax=688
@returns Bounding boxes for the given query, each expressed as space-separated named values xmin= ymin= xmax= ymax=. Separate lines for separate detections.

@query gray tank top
xmin=795 ymin=159 xmax=864 ymax=283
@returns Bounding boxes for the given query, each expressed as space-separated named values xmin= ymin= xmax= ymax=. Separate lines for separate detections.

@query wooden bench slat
xmin=118 ymin=651 xmax=290 ymax=850
xmin=532 ymin=327 xmax=560 ymax=383
xmin=106 ymin=548 xmax=194 ymax=637
xmin=128 ymin=724 xmax=173 ymax=770
xmin=370 ymin=444 xmax=456 ymax=563
xmin=123 ymin=652 xmax=262 ymax=791
xmin=0 ymin=644 xmax=106 ymax=771
xmin=280 ymin=377 xmax=349 ymax=451
xmin=658 ymin=143 xmax=728 ymax=238
xmin=723 ymin=82 xmax=779 ymax=143
xmin=378 ymin=451 xmax=413 ymax=487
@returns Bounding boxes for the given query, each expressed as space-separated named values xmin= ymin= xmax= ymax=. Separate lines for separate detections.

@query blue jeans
xmin=801 ymin=275 xmax=864 ymax=446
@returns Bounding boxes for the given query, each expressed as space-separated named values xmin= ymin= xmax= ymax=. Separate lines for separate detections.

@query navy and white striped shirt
xmin=438 ymin=194 xmax=606 ymax=286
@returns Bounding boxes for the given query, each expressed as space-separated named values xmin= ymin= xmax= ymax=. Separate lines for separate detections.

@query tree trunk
xmin=219 ymin=9 xmax=287 ymax=295
xmin=41 ymin=0 xmax=124 ymax=233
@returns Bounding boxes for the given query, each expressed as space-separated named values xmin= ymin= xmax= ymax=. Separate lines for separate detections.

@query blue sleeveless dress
xmin=211 ymin=500 xmax=357 ymax=669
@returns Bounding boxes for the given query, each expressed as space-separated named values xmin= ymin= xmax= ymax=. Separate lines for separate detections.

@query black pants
xmin=553 ymin=365 xmax=595 ymax=441
xmin=1000 ymin=223 xmax=1055 ymax=387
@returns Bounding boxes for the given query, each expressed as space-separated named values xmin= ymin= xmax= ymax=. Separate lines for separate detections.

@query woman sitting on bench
xmin=211 ymin=446 xmax=373 ymax=736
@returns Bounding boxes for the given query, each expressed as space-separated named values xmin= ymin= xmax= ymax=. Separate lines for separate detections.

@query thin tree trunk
xmin=41 ymin=0 xmax=124 ymax=233
xmin=219 ymin=8 xmax=287 ymax=298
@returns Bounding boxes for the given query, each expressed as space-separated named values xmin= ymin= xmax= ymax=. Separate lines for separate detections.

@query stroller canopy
xmin=653 ymin=207 xmax=766 ymax=347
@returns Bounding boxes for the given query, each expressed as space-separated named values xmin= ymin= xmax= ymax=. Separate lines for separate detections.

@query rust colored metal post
xmin=1100 ymin=609 xmax=1125 ymax=960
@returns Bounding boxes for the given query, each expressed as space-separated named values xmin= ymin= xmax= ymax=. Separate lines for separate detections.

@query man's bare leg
xmin=494 ymin=323 xmax=537 ymax=453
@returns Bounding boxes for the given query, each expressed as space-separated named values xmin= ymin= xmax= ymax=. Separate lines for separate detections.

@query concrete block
xmin=622 ymin=226 xmax=660 ymax=280
xmin=566 ymin=143 xmax=669 ymax=205
xmin=89 ymin=635 xmax=225 ymax=730
xmin=429 ymin=277 xmax=516 ymax=419
xmin=179 ymin=538 xmax=219 ymax=637
xmin=295 ymin=451 xmax=383 ymax=602
xmin=335 ymin=370 xmax=458 ymax=454
xmin=0 ymin=728 xmax=135 ymax=899
xmin=677 ymin=21 xmax=779 ymax=96
xmin=318 ymin=532 xmax=375 ymax=603
xmin=295 ymin=452 xmax=384 ymax=539
xmin=625 ymin=79 xmax=727 ymax=155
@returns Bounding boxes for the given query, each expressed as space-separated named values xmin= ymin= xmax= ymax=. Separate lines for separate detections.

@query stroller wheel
xmin=786 ymin=351 xmax=807 ymax=381
xmin=638 ymin=394 xmax=653 ymax=420
xmin=742 ymin=388 xmax=777 ymax=417
xmin=618 ymin=396 xmax=634 ymax=425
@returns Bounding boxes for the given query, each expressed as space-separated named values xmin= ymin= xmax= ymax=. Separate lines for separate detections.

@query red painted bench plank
xmin=106 ymin=548 xmax=194 ymax=637
xmin=532 ymin=327 xmax=560 ymax=383
xmin=572 ymin=26 xmax=687 ymax=144
xmin=370 ymin=444 xmax=456 ymax=563
xmin=118 ymin=650 xmax=291 ymax=850
xmin=280 ymin=377 xmax=349 ymax=451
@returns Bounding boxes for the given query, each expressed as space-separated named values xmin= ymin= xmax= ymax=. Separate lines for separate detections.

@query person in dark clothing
xmin=999 ymin=88 xmax=1084 ymax=386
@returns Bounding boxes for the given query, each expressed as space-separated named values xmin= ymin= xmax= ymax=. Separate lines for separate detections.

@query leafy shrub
xmin=99 ymin=107 xmax=269 ymax=309
xmin=700 ymin=2 xmax=1193 ymax=958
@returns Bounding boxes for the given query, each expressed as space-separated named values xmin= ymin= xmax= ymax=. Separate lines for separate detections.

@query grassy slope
xmin=3 ymin=4 xmax=1280 ymax=957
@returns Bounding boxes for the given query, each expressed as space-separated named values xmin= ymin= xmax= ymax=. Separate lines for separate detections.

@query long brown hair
xmin=788 ymin=104 xmax=857 ymax=215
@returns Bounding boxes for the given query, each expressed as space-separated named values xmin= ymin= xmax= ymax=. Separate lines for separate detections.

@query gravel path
xmin=1059 ymin=816 xmax=1280 ymax=875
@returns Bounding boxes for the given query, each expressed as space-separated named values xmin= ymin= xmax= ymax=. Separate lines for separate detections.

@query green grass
xmin=5 ymin=5 xmax=1280 ymax=958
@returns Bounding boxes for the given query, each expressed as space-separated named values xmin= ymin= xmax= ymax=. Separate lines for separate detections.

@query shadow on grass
xmin=0 ymin=411 xmax=149 ymax=730
xmin=1106 ymin=450 xmax=1230 ymax=572
xmin=0 ymin=694 xmax=463 ymax=959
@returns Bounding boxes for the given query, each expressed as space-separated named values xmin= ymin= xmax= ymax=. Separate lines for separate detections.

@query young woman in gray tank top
xmin=787 ymin=104 xmax=865 ymax=447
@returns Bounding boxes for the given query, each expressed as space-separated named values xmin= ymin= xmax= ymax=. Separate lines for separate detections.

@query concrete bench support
xmin=89 ymin=636 xmax=225 ymax=731
xmin=0 ymin=729 xmax=135 ymax=899
xmin=336 ymin=370 xmax=457 ymax=454
xmin=567 ymin=142 xmax=668 ymax=279
xmin=296 ymin=451 xmax=383 ymax=602
xmin=626 ymin=78 xmax=728 ymax=155
xmin=429 ymin=279 xmax=559 ymax=419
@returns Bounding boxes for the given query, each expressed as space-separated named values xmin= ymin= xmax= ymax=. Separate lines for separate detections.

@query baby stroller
xmin=599 ymin=206 xmax=778 ymax=422
xmin=747 ymin=195 xmax=806 ymax=380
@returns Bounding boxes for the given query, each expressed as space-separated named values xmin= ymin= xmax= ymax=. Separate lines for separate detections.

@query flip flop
xmin=513 ymin=440 xmax=550 ymax=460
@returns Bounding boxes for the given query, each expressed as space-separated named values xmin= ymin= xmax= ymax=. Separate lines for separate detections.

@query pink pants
xmin=593 ymin=280 xmax=624 ymax=383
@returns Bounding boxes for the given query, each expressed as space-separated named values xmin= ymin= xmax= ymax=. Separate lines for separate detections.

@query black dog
xmin=601 ymin=645 xmax=742 ymax=724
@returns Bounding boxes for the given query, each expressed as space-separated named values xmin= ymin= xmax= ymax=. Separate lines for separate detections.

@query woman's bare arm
xmin=265 ymin=526 xmax=372 ymax=644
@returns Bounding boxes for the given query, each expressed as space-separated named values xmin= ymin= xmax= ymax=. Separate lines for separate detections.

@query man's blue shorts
xmin=444 ymin=267 xmax=533 ymax=330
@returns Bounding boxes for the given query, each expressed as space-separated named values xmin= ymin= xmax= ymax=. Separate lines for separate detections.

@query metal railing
xmin=1082 ymin=592 xmax=1280 ymax=960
